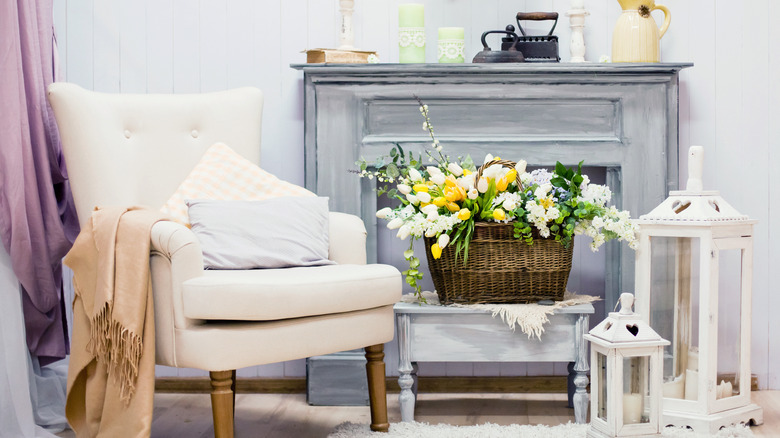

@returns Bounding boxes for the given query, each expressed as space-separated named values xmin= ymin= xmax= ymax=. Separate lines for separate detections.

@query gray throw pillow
xmin=186 ymin=197 xmax=335 ymax=269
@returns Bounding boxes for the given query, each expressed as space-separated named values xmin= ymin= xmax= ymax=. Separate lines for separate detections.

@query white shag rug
xmin=328 ymin=421 xmax=755 ymax=438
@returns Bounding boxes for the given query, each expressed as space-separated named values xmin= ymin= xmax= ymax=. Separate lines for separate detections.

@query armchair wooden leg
xmin=210 ymin=370 xmax=235 ymax=438
xmin=365 ymin=344 xmax=390 ymax=432
xmin=231 ymin=369 xmax=237 ymax=416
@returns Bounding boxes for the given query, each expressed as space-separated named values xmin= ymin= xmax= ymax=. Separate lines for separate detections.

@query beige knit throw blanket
xmin=402 ymin=291 xmax=600 ymax=340
xmin=65 ymin=206 xmax=168 ymax=438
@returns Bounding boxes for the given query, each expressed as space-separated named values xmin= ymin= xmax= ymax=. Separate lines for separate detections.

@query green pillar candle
xmin=398 ymin=4 xmax=425 ymax=63
xmin=438 ymin=27 xmax=464 ymax=63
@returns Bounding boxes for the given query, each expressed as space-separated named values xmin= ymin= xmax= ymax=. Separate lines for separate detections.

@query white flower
xmin=483 ymin=153 xmax=494 ymax=164
xmin=425 ymin=228 xmax=437 ymax=237
xmin=468 ymin=188 xmax=479 ymax=199
xmin=447 ymin=162 xmax=463 ymax=176
xmin=534 ymin=183 xmax=552 ymax=199
xmin=416 ymin=192 xmax=432 ymax=203
xmin=405 ymin=194 xmax=419 ymax=205
xmin=431 ymin=173 xmax=446 ymax=185
xmin=426 ymin=166 xmax=442 ymax=175
xmin=515 ymin=159 xmax=527 ymax=174
xmin=426 ymin=210 xmax=439 ymax=220
xmin=397 ymin=225 xmax=411 ymax=240
xmin=386 ymin=218 xmax=404 ymax=229
xmin=408 ymin=168 xmax=423 ymax=182
xmin=502 ymin=198 xmax=517 ymax=211
xmin=397 ymin=184 xmax=412 ymax=195
xmin=457 ymin=174 xmax=474 ymax=189
xmin=482 ymin=164 xmax=503 ymax=180
xmin=520 ymin=172 xmax=533 ymax=186
xmin=422 ymin=122 xmax=428 ymax=131
xmin=437 ymin=234 xmax=450 ymax=249
xmin=421 ymin=204 xmax=438 ymax=215
xmin=477 ymin=177 xmax=489 ymax=193
xmin=376 ymin=207 xmax=392 ymax=219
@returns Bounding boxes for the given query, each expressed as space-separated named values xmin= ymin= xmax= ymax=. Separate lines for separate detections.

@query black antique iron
xmin=472 ymin=30 xmax=524 ymax=63
xmin=501 ymin=12 xmax=560 ymax=62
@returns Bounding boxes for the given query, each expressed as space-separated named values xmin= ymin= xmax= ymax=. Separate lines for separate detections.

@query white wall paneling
xmin=52 ymin=0 xmax=779 ymax=388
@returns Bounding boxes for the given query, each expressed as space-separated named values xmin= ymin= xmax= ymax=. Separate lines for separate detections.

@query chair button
xmin=191 ymin=130 xmax=199 ymax=138
xmin=124 ymin=130 xmax=131 ymax=139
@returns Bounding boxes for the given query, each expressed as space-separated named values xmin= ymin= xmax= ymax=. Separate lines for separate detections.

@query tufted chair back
xmin=47 ymin=83 xmax=264 ymax=227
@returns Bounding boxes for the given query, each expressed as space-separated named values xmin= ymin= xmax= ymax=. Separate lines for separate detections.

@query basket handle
xmin=475 ymin=159 xmax=523 ymax=187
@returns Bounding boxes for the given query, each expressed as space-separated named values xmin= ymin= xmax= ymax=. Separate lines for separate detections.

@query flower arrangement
xmin=357 ymin=99 xmax=638 ymax=300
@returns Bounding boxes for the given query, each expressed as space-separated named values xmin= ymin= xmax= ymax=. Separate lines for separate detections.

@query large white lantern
xmin=635 ymin=146 xmax=763 ymax=432
xmin=585 ymin=293 xmax=669 ymax=438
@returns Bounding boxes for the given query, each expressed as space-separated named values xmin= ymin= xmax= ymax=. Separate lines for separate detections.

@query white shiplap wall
xmin=51 ymin=0 xmax=779 ymax=388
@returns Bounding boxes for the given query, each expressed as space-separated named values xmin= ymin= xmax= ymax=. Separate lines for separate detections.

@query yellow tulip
xmin=444 ymin=175 xmax=458 ymax=187
xmin=462 ymin=168 xmax=473 ymax=176
xmin=504 ymin=169 xmax=517 ymax=183
xmin=496 ymin=177 xmax=509 ymax=192
xmin=457 ymin=208 xmax=471 ymax=220
xmin=446 ymin=202 xmax=460 ymax=213
xmin=413 ymin=184 xmax=429 ymax=193
xmin=444 ymin=187 xmax=461 ymax=202
xmin=431 ymin=243 xmax=442 ymax=259
xmin=493 ymin=208 xmax=506 ymax=221
xmin=433 ymin=197 xmax=447 ymax=207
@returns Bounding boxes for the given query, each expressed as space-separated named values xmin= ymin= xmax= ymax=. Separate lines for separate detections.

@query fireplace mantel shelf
xmin=292 ymin=62 xmax=692 ymax=78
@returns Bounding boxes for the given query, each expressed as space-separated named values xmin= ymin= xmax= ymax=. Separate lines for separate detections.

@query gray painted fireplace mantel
xmin=293 ymin=62 xmax=691 ymax=313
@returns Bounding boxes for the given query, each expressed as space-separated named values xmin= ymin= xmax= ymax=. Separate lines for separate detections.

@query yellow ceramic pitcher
xmin=612 ymin=0 xmax=670 ymax=62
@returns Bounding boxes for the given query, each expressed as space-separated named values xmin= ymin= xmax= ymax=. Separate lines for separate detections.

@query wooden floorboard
xmin=56 ymin=390 xmax=780 ymax=437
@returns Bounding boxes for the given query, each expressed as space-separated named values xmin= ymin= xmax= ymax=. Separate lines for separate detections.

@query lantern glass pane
xmin=597 ymin=352 xmax=608 ymax=421
xmin=622 ymin=355 xmax=650 ymax=424
xmin=717 ymin=247 xmax=743 ymax=399
xmin=649 ymin=236 xmax=701 ymax=401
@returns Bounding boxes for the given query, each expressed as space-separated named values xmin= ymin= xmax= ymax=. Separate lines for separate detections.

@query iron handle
xmin=515 ymin=11 xmax=559 ymax=36
xmin=480 ymin=30 xmax=519 ymax=51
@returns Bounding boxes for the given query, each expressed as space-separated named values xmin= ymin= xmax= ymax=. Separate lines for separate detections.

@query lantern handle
xmin=618 ymin=292 xmax=635 ymax=315
xmin=686 ymin=146 xmax=704 ymax=192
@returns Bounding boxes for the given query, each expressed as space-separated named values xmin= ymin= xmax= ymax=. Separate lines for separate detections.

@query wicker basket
xmin=424 ymin=223 xmax=573 ymax=305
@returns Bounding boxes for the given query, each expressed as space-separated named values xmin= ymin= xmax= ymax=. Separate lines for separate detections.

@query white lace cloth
xmin=401 ymin=291 xmax=600 ymax=341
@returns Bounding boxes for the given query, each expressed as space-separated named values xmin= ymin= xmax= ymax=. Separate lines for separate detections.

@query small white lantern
xmin=585 ymin=293 xmax=669 ymax=438
xmin=635 ymin=146 xmax=763 ymax=432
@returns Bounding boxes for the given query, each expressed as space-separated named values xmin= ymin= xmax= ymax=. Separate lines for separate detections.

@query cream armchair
xmin=47 ymin=83 xmax=400 ymax=436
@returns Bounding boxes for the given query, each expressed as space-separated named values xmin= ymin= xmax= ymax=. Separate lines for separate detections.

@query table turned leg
xmin=573 ymin=313 xmax=590 ymax=424
xmin=396 ymin=313 xmax=415 ymax=422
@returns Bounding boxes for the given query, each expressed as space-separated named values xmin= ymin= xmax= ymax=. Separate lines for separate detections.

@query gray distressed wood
xmin=293 ymin=63 xmax=690 ymax=314
xmin=393 ymin=302 xmax=595 ymax=423
xmin=306 ymin=353 xmax=368 ymax=406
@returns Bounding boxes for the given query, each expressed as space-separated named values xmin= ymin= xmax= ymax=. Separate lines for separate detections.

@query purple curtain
xmin=0 ymin=0 xmax=79 ymax=365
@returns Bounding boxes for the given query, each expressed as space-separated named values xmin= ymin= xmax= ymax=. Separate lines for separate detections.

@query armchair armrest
xmin=149 ymin=221 xmax=204 ymax=367
xmin=328 ymin=212 xmax=368 ymax=265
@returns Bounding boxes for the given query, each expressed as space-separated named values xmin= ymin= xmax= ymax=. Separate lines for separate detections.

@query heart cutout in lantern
xmin=626 ymin=324 xmax=639 ymax=336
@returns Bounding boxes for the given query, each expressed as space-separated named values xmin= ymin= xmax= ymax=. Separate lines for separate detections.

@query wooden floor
xmin=57 ymin=391 xmax=780 ymax=437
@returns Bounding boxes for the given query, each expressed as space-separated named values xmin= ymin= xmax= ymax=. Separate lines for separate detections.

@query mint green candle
xmin=398 ymin=4 xmax=425 ymax=63
xmin=438 ymin=27 xmax=464 ymax=63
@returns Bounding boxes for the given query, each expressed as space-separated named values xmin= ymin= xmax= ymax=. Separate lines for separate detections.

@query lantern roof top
xmin=586 ymin=293 xmax=670 ymax=347
xmin=639 ymin=146 xmax=749 ymax=223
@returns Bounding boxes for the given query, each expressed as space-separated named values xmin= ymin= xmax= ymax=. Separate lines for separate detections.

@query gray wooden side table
xmin=394 ymin=301 xmax=595 ymax=424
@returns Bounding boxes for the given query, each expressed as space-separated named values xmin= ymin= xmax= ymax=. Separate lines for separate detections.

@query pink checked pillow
xmin=160 ymin=142 xmax=315 ymax=225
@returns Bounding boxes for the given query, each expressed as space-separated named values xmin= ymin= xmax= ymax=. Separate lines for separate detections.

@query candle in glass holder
xmin=399 ymin=4 xmax=425 ymax=63
xmin=623 ymin=393 xmax=643 ymax=424
xmin=438 ymin=27 xmax=464 ymax=63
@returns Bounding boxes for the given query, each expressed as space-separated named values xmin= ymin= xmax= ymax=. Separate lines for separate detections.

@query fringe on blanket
xmin=87 ymin=301 xmax=143 ymax=404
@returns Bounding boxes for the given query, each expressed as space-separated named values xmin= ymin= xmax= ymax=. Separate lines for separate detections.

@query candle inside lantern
xmin=684 ymin=369 xmax=699 ymax=400
xmin=623 ymin=393 xmax=643 ymax=424
xmin=438 ymin=27 xmax=464 ymax=63
xmin=717 ymin=380 xmax=733 ymax=399
xmin=687 ymin=347 xmax=699 ymax=372
xmin=399 ymin=4 xmax=425 ymax=63
xmin=663 ymin=374 xmax=685 ymax=399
